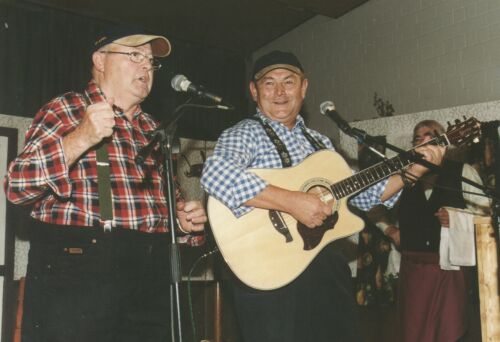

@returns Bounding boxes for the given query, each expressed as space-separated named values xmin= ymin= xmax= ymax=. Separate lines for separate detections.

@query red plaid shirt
xmin=5 ymin=81 xmax=203 ymax=245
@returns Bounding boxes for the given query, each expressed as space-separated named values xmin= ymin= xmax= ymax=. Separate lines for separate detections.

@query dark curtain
xmin=0 ymin=2 xmax=248 ymax=141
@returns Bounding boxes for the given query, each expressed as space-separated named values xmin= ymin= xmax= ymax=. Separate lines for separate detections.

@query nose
xmin=274 ymin=82 xmax=286 ymax=95
xmin=141 ymin=60 xmax=154 ymax=71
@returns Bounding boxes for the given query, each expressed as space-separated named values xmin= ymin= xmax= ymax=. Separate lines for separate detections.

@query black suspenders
xmin=253 ymin=116 xmax=327 ymax=167
xmin=84 ymin=93 xmax=113 ymax=230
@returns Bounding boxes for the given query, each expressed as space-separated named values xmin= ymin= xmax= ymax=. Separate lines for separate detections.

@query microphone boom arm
xmin=319 ymin=100 xmax=492 ymax=198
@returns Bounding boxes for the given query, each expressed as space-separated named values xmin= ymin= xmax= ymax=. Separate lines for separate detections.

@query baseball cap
xmin=252 ymin=50 xmax=304 ymax=80
xmin=93 ymin=25 xmax=171 ymax=57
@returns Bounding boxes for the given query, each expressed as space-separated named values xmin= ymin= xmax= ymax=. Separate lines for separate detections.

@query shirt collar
xmin=255 ymin=109 xmax=306 ymax=132
xmin=85 ymin=80 xmax=144 ymax=120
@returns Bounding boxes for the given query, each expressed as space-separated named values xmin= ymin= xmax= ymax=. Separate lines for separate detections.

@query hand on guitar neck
xmin=381 ymin=143 xmax=446 ymax=201
xmin=407 ymin=144 xmax=447 ymax=178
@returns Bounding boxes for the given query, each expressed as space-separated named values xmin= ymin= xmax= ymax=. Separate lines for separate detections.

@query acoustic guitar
xmin=207 ymin=118 xmax=481 ymax=290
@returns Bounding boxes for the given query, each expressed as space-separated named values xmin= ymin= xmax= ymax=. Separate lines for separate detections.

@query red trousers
xmin=398 ymin=252 xmax=467 ymax=342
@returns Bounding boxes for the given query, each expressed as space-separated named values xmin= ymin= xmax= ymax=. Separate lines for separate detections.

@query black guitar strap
xmin=253 ymin=116 xmax=327 ymax=167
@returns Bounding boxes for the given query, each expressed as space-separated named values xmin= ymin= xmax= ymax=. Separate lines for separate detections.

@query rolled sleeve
xmin=38 ymin=138 xmax=72 ymax=198
xmin=6 ymin=138 xmax=72 ymax=205
xmin=5 ymin=102 xmax=76 ymax=205
xmin=201 ymin=122 xmax=268 ymax=217
xmin=202 ymin=155 xmax=267 ymax=217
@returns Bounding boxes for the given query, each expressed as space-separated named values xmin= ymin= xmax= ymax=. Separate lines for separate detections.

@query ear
xmin=249 ymin=81 xmax=258 ymax=102
xmin=92 ymin=51 xmax=105 ymax=72
xmin=300 ymin=78 xmax=308 ymax=99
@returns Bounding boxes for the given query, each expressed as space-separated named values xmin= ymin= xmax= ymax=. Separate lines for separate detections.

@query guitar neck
xmin=330 ymin=134 xmax=452 ymax=200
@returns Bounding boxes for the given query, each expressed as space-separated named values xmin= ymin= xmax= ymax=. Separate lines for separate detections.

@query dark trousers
xmin=22 ymin=221 xmax=173 ymax=342
xmin=231 ymin=244 xmax=362 ymax=342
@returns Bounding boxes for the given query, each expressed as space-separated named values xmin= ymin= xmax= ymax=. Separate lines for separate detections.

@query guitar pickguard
xmin=296 ymin=177 xmax=340 ymax=250
xmin=297 ymin=211 xmax=339 ymax=250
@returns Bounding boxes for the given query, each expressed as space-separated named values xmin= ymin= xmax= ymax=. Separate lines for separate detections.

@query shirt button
xmin=426 ymin=241 xmax=430 ymax=246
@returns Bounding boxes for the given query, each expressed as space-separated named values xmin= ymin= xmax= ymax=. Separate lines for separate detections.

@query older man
xmin=5 ymin=26 xmax=206 ymax=342
xmin=201 ymin=50 xmax=445 ymax=342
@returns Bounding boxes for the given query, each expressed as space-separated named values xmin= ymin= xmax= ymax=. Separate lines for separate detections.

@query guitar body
xmin=207 ymin=150 xmax=364 ymax=290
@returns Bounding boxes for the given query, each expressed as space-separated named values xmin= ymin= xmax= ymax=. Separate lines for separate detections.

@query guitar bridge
xmin=268 ymin=210 xmax=293 ymax=242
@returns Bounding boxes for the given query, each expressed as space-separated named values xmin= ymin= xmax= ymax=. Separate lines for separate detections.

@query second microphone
xmin=171 ymin=74 xmax=225 ymax=104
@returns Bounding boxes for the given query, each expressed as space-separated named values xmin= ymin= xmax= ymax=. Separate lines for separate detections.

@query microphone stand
xmin=137 ymin=104 xmax=186 ymax=342
xmin=163 ymin=124 xmax=183 ymax=342
xmin=135 ymin=101 xmax=227 ymax=342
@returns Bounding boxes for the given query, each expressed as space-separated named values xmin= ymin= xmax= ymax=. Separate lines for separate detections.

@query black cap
xmin=93 ymin=25 xmax=171 ymax=57
xmin=252 ymin=50 xmax=304 ymax=80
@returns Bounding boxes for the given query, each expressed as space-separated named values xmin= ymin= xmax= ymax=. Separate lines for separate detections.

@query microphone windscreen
xmin=320 ymin=101 xmax=335 ymax=115
xmin=171 ymin=74 xmax=188 ymax=92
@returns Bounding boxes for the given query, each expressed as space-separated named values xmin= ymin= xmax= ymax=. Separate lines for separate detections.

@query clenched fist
xmin=79 ymin=98 xmax=116 ymax=146
xmin=62 ymin=98 xmax=116 ymax=167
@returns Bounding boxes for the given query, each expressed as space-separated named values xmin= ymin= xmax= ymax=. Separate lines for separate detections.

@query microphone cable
xmin=187 ymin=246 xmax=220 ymax=342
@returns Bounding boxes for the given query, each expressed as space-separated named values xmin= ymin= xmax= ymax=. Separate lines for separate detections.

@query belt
xmin=27 ymin=219 xmax=170 ymax=245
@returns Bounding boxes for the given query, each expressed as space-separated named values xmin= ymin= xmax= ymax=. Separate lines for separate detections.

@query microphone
xmin=171 ymin=74 xmax=226 ymax=105
xmin=319 ymin=101 xmax=352 ymax=134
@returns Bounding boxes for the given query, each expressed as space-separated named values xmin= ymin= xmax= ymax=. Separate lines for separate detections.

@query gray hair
xmin=413 ymin=120 xmax=445 ymax=139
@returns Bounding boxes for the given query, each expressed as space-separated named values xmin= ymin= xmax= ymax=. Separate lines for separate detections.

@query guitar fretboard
xmin=330 ymin=134 xmax=451 ymax=200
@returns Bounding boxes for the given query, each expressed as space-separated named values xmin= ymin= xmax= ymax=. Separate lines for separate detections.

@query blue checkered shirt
xmin=201 ymin=111 xmax=400 ymax=217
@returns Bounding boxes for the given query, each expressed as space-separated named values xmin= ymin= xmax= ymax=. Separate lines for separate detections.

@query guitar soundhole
xmin=296 ymin=184 xmax=339 ymax=251
xmin=306 ymin=185 xmax=336 ymax=207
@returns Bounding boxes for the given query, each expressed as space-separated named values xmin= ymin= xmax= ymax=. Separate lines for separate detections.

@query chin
xmin=135 ymin=88 xmax=150 ymax=99
xmin=276 ymin=110 xmax=294 ymax=118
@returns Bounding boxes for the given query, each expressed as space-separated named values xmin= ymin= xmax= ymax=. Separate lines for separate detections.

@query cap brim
xmin=113 ymin=34 xmax=171 ymax=57
xmin=254 ymin=64 xmax=304 ymax=80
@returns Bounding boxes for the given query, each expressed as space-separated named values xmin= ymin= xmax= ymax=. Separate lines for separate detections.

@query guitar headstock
xmin=442 ymin=117 xmax=482 ymax=147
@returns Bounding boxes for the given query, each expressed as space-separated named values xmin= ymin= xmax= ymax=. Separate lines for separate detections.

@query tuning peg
xmin=455 ymin=119 xmax=460 ymax=124
xmin=447 ymin=121 xmax=452 ymax=127
xmin=463 ymin=115 xmax=467 ymax=120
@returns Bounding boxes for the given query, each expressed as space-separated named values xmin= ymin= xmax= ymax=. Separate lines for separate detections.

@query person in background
xmin=201 ymin=51 xmax=445 ymax=342
xmin=4 ymin=25 xmax=207 ymax=342
xmin=373 ymin=119 xmax=490 ymax=342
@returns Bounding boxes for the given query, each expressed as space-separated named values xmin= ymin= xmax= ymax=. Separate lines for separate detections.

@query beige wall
xmin=252 ymin=0 xmax=500 ymax=143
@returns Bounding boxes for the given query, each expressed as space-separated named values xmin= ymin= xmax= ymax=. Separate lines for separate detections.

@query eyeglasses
xmin=99 ymin=51 xmax=162 ymax=70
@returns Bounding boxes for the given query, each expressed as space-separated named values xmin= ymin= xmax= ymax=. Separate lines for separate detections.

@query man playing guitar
xmin=201 ymin=50 xmax=445 ymax=342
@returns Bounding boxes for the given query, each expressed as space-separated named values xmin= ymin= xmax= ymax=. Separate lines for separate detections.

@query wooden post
xmin=13 ymin=277 xmax=25 ymax=342
xmin=474 ymin=216 xmax=500 ymax=342
xmin=213 ymin=281 xmax=222 ymax=342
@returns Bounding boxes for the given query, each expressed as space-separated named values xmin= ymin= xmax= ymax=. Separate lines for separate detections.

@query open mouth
xmin=274 ymin=100 xmax=288 ymax=105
